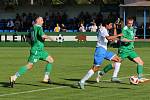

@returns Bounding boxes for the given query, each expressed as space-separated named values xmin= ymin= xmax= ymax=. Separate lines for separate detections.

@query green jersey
xmin=119 ymin=26 xmax=135 ymax=52
xmin=30 ymin=24 xmax=45 ymax=51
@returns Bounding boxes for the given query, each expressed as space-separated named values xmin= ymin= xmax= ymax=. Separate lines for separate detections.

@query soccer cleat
xmin=138 ymin=78 xmax=150 ymax=83
xmin=9 ymin=76 xmax=16 ymax=88
xmin=96 ymin=71 xmax=103 ymax=83
xmin=42 ymin=78 xmax=52 ymax=84
xmin=96 ymin=71 xmax=105 ymax=83
xmin=111 ymin=77 xmax=121 ymax=83
xmin=78 ymin=81 xmax=85 ymax=89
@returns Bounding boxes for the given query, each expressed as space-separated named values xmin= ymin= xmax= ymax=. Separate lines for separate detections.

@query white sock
xmin=44 ymin=74 xmax=49 ymax=80
xmin=13 ymin=75 xmax=17 ymax=81
xmin=80 ymin=69 xmax=94 ymax=83
xmin=112 ymin=62 xmax=121 ymax=78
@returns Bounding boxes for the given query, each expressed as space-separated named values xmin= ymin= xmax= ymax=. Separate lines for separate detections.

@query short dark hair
xmin=102 ymin=20 xmax=112 ymax=27
xmin=127 ymin=17 xmax=134 ymax=21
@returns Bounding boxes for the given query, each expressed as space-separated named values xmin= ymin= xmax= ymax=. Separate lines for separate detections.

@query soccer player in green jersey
xmin=10 ymin=17 xmax=54 ymax=88
xmin=96 ymin=17 xmax=149 ymax=83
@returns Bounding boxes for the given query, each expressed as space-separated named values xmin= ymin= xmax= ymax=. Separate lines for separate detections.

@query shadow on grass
xmin=62 ymin=78 xmax=134 ymax=89
xmin=63 ymin=78 xmax=96 ymax=84
xmin=0 ymin=82 xmax=10 ymax=87
xmin=0 ymin=81 xmax=50 ymax=88
xmin=64 ymin=78 xmax=132 ymax=85
xmin=49 ymin=81 xmax=79 ymax=89
xmin=0 ymin=79 xmax=134 ymax=90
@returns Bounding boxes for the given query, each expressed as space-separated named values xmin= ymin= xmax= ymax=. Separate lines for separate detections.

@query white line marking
xmin=144 ymin=67 xmax=150 ymax=69
xmin=0 ymin=74 xmax=150 ymax=97
xmin=0 ymin=86 xmax=67 ymax=97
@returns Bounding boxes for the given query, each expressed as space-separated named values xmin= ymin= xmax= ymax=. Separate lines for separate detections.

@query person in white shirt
xmin=78 ymin=20 xmax=122 ymax=89
xmin=90 ymin=22 xmax=97 ymax=32
xmin=79 ymin=23 xmax=86 ymax=32
xmin=7 ymin=19 xmax=14 ymax=29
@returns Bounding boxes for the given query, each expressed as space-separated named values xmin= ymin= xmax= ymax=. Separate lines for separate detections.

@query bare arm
xmin=105 ymin=24 xmax=123 ymax=41
xmin=106 ymin=33 xmax=123 ymax=41
xmin=42 ymin=34 xmax=54 ymax=41
xmin=121 ymin=38 xmax=135 ymax=42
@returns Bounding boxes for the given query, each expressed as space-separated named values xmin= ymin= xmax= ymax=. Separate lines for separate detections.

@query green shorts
xmin=28 ymin=49 xmax=49 ymax=63
xmin=118 ymin=50 xmax=139 ymax=60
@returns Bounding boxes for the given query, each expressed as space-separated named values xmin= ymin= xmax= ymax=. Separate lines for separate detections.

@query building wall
xmin=120 ymin=7 xmax=150 ymax=26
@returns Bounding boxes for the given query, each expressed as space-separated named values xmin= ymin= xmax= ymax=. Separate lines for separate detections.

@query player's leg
xmin=10 ymin=63 xmax=33 ymax=88
xmin=79 ymin=47 xmax=104 ymax=89
xmin=79 ymin=65 xmax=100 ymax=89
xmin=133 ymin=57 xmax=149 ymax=82
xmin=40 ymin=50 xmax=54 ymax=83
xmin=111 ymin=52 xmax=127 ymax=82
xmin=130 ymin=51 xmax=149 ymax=82
xmin=43 ymin=55 xmax=54 ymax=83
xmin=96 ymin=63 xmax=114 ymax=83
xmin=111 ymin=62 xmax=121 ymax=81
xmin=133 ymin=57 xmax=144 ymax=78
xmin=96 ymin=51 xmax=121 ymax=83
xmin=9 ymin=50 xmax=39 ymax=88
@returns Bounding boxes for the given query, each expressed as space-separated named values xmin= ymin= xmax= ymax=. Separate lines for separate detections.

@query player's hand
xmin=117 ymin=33 xmax=123 ymax=37
xmin=121 ymin=38 xmax=134 ymax=42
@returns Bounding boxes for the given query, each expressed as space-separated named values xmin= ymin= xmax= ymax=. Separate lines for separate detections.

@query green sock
xmin=137 ymin=64 xmax=143 ymax=79
xmin=102 ymin=64 xmax=113 ymax=74
xmin=45 ymin=63 xmax=52 ymax=75
xmin=16 ymin=66 xmax=28 ymax=77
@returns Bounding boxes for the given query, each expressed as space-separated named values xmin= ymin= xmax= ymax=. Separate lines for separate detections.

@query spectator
xmin=79 ymin=23 xmax=86 ymax=32
xmin=115 ymin=18 xmax=124 ymax=34
xmin=14 ymin=19 xmax=21 ymax=31
xmin=21 ymin=13 xmax=27 ymax=31
xmin=54 ymin=24 xmax=60 ymax=32
xmin=7 ymin=19 xmax=14 ymax=30
xmin=90 ymin=22 xmax=97 ymax=32
xmin=147 ymin=23 xmax=150 ymax=38
xmin=60 ymin=24 xmax=67 ymax=32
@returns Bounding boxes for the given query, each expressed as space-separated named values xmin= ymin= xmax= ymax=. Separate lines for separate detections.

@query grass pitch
xmin=0 ymin=47 xmax=150 ymax=100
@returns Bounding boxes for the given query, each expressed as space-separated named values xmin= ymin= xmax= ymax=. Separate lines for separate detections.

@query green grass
xmin=0 ymin=47 xmax=150 ymax=100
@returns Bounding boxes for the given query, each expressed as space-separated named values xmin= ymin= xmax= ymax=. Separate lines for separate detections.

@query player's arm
xmin=120 ymin=28 xmax=134 ymax=42
xmin=101 ymin=28 xmax=122 ymax=41
xmin=107 ymin=24 xmax=123 ymax=41
xmin=39 ymin=27 xmax=54 ymax=41
xmin=42 ymin=35 xmax=54 ymax=41
xmin=106 ymin=33 xmax=123 ymax=41
xmin=121 ymin=38 xmax=134 ymax=42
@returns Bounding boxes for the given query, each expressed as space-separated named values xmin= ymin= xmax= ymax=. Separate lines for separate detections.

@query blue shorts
xmin=93 ymin=47 xmax=116 ymax=66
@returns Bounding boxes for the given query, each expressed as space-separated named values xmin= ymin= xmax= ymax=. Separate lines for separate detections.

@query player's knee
xmin=47 ymin=56 xmax=54 ymax=63
xmin=26 ymin=64 xmax=33 ymax=70
xmin=112 ymin=56 xmax=121 ymax=62
xmin=92 ymin=66 xmax=100 ymax=72
xmin=139 ymin=61 xmax=144 ymax=66
xmin=136 ymin=58 xmax=144 ymax=65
